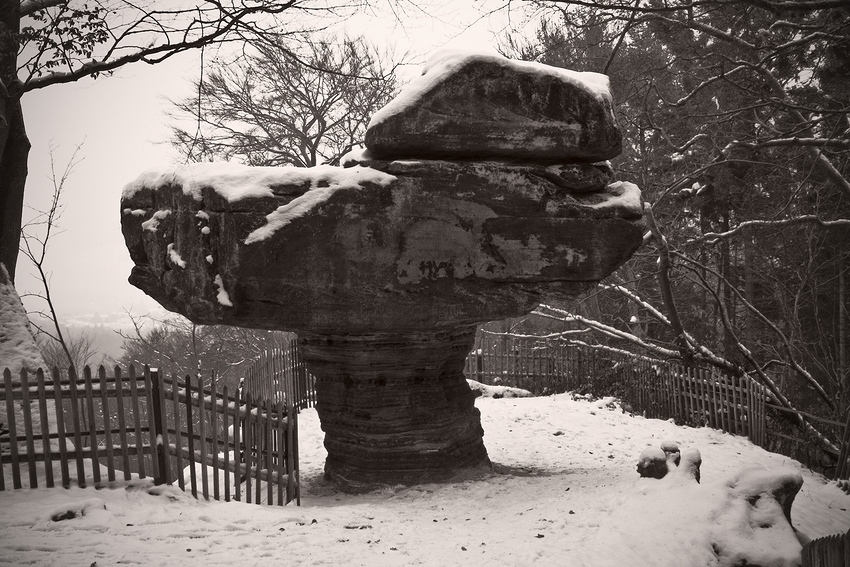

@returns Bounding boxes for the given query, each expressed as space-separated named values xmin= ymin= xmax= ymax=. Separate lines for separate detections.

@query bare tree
xmin=497 ymin=0 xmax=850 ymax=462
xmin=1 ymin=0 xmax=349 ymax=282
xmin=119 ymin=312 xmax=294 ymax=385
xmin=18 ymin=143 xmax=83 ymax=370
xmin=171 ymin=35 xmax=399 ymax=167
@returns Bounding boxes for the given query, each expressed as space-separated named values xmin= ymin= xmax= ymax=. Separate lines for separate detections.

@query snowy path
xmin=1 ymin=394 xmax=848 ymax=566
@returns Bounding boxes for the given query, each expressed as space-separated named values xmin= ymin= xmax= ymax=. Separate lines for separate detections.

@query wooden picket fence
xmin=243 ymin=339 xmax=317 ymax=410
xmin=802 ymin=528 xmax=850 ymax=567
xmin=463 ymin=334 xmax=767 ymax=445
xmin=1 ymin=365 xmax=299 ymax=506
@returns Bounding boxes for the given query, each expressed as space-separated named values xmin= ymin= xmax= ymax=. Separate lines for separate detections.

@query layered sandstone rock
xmin=121 ymin=49 xmax=644 ymax=492
xmin=365 ymin=50 xmax=622 ymax=161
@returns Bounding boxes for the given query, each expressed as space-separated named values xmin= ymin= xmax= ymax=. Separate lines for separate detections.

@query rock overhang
xmin=121 ymin=158 xmax=644 ymax=334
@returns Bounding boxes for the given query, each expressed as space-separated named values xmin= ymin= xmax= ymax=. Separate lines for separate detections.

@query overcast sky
xmin=16 ymin=2 xmax=532 ymax=326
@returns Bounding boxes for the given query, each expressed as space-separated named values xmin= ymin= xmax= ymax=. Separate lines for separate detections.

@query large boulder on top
xmin=365 ymin=49 xmax=622 ymax=162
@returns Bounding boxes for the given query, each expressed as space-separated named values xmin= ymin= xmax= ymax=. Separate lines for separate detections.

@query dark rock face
xmin=365 ymin=51 xmax=622 ymax=162
xmin=301 ymin=327 xmax=488 ymax=492
xmin=121 ymin=49 xmax=645 ymax=492
xmin=122 ymin=159 xmax=643 ymax=335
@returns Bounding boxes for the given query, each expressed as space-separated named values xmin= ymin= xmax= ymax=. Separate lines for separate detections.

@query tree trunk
xmin=0 ymin=0 xmax=26 ymax=283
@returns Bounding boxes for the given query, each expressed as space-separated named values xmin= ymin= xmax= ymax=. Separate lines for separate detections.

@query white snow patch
xmin=339 ymin=145 xmax=376 ymax=166
xmin=244 ymin=166 xmax=396 ymax=245
xmin=0 ymin=264 xmax=45 ymax=372
xmin=467 ymin=379 xmax=532 ymax=398
xmin=1 ymin=395 xmax=848 ymax=566
xmin=140 ymin=209 xmax=171 ymax=233
xmin=588 ymin=181 xmax=643 ymax=215
xmin=123 ymin=162 xmax=394 ymax=204
xmin=166 ymin=243 xmax=186 ymax=269
xmin=122 ymin=208 xmax=147 ymax=217
xmin=369 ymin=48 xmax=613 ymax=129
xmin=195 ymin=210 xmax=210 ymax=220
xmin=201 ymin=226 xmax=211 ymax=235
xmin=213 ymin=275 xmax=233 ymax=307
xmin=205 ymin=255 xmax=214 ymax=264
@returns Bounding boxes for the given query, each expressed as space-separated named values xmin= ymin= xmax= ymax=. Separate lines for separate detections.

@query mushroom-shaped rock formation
xmin=121 ymin=49 xmax=645 ymax=492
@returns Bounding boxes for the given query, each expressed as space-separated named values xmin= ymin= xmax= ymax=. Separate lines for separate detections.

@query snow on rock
xmin=365 ymin=48 xmax=622 ymax=161
xmin=166 ymin=243 xmax=186 ymax=268
xmin=0 ymin=263 xmax=45 ymax=373
xmin=213 ymin=275 xmax=232 ymax=307
xmin=241 ymin=164 xmax=394 ymax=245
xmin=140 ymin=209 xmax=171 ymax=232
xmin=122 ymin=162 xmax=395 ymax=204
xmin=586 ymin=181 xmax=643 ymax=217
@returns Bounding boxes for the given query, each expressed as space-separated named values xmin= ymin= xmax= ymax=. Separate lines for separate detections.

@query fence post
xmin=836 ymin=410 xmax=850 ymax=481
xmin=149 ymin=369 xmax=169 ymax=485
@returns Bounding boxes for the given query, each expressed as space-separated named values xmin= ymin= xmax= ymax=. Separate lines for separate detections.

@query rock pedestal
xmin=301 ymin=328 xmax=487 ymax=492
xmin=120 ymin=49 xmax=645 ymax=492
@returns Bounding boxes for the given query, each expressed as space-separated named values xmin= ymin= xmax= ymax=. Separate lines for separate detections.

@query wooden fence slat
xmin=128 ymin=366 xmax=147 ymax=479
xmin=149 ymin=369 xmax=169 ymax=485
xmin=20 ymin=370 xmax=38 ymax=488
xmin=171 ymin=374 xmax=184 ymax=490
xmin=4 ymin=369 xmax=22 ymax=489
xmin=35 ymin=369 xmax=54 ymax=488
xmin=197 ymin=375 xmax=210 ymax=500
xmin=245 ymin=391 xmax=253 ymax=504
xmin=211 ymin=374 xmax=220 ymax=501
xmin=233 ymin=388 xmax=241 ymax=502
xmin=143 ymin=367 xmax=159 ymax=483
xmin=185 ymin=376 xmax=198 ymax=498
xmin=265 ymin=399 xmax=273 ymax=505
xmin=835 ymin=411 xmax=850 ymax=480
xmin=83 ymin=366 xmax=101 ymax=484
xmin=98 ymin=366 xmax=116 ymax=482
xmin=67 ymin=367 xmax=86 ymax=487
xmin=730 ymin=373 xmax=740 ymax=436
xmin=223 ymin=385 xmax=231 ymax=502
xmin=254 ymin=398 xmax=263 ymax=504
xmin=50 ymin=367 xmax=70 ymax=487
xmin=114 ymin=367 xmax=132 ymax=480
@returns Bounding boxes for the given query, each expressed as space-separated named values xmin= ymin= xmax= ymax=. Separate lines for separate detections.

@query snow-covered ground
xmin=1 ymin=393 xmax=848 ymax=567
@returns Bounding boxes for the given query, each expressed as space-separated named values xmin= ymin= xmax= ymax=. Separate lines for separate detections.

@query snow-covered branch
xmin=726 ymin=138 xmax=850 ymax=151
xmin=532 ymin=304 xmax=681 ymax=360
xmin=685 ymin=216 xmax=850 ymax=246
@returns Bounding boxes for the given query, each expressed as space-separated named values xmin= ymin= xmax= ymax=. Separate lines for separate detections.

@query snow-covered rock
xmin=365 ymin=49 xmax=622 ymax=161
xmin=466 ymin=379 xmax=532 ymax=399
xmin=0 ymin=263 xmax=45 ymax=373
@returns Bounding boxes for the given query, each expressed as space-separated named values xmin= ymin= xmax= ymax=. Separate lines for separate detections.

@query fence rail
xmin=1 ymin=365 xmax=299 ymax=506
xmin=464 ymin=334 xmax=768 ymax=446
